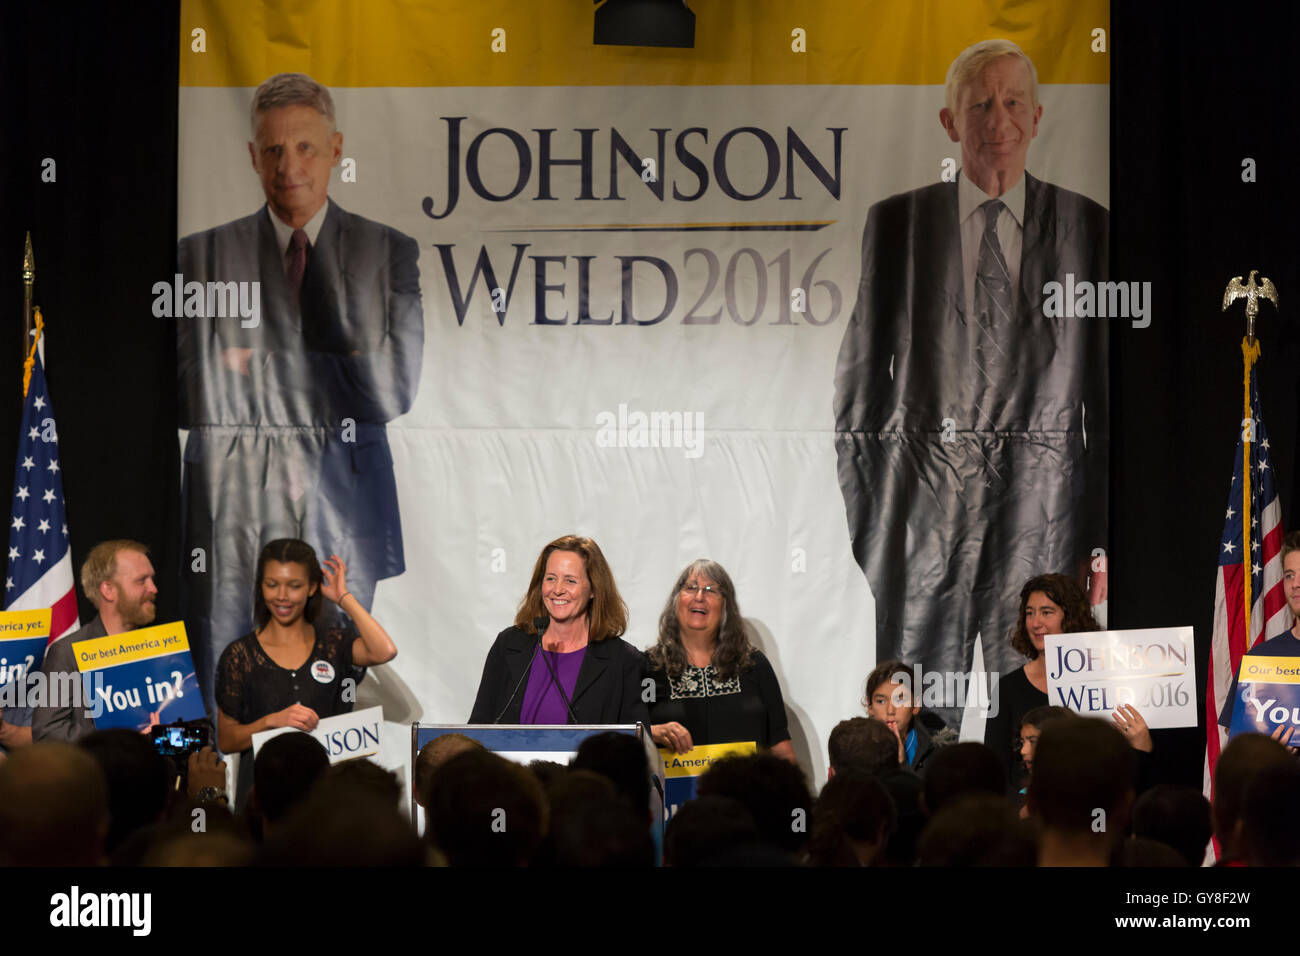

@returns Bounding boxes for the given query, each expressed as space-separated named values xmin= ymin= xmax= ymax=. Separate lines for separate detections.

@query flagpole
xmin=1241 ymin=336 xmax=1257 ymax=638
xmin=1223 ymin=269 xmax=1280 ymax=643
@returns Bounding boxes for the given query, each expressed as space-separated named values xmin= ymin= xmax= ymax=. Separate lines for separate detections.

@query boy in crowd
xmin=863 ymin=661 xmax=954 ymax=774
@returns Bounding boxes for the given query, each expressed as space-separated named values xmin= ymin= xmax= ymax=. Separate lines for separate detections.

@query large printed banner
xmin=177 ymin=0 xmax=1109 ymax=779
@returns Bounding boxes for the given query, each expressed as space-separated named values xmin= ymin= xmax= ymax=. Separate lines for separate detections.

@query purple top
xmin=520 ymin=646 xmax=587 ymax=724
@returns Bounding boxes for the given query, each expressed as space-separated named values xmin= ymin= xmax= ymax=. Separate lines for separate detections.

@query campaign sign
xmin=0 ymin=608 xmax=51 ymax=699
xmin=1227 ymin=657 xmax=1300 ymax=740
xmin=660 ymin=741 xmax=756 ymax=817
xmin=1044 ymin=627 xmax=1197 ymax=729
xmin=72 ymin=621 xmax=204 ymax=731
xmin=252 ymin=706 xmax=383 ymax=764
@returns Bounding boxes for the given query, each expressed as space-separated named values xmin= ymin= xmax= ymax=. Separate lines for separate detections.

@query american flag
xmin=1205 ymin=346 xmax=1289 ymax=801
xmin=4 ymin=336 xmax=79 ymax=641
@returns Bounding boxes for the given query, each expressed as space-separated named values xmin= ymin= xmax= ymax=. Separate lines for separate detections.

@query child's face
xmin=1019 ymin=723 xmax=1040 ymax=771
xmin=868 ymin=680 xmax=920 ymax=736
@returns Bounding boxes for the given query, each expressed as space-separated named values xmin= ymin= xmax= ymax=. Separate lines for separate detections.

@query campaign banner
xmin=1044 ymin=627 xmax=1197 ymax=729
xmin=178 ymin=0 xmax=1110 ymax=783
xmin=1227 ymin=656 xmax=1300 ymax=740
xmin=0 ymin=608 xmax=51 ymax=697
xmin=252 ymin=705 xmax=384 ymax=764
xmin=72 ymin=621 xmax=205 ymax=731
xmin=661 ymin=740 xmax=756 ymax=816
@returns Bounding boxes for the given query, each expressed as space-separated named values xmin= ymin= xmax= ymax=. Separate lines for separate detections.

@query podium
xmin=410 ymin=723 xmax=665 ymax=845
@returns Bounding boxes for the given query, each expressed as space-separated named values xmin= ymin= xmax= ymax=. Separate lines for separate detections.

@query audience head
xmin=1010 ymin=572 xmax=1097 ymax=660
xmin=138 ymin=803 xmax=252 ymax=866
xmin=1017 ymin=705 xmax=1073 ymax=775
xmin=647 ymin=558 xmax=754 ymax=679
xmin=877 ymin=769 xmax=925 ymax=866
xmin=78 ymin=729 xmax=171 ymax=854
xmin=1242 ymin=760 xmax=1300 ymax=866
xmin=863 ymin=660 xmax=920 ymax=738
xmin=259 ymin=758 xmax=423 ymax=866
xmin=697 ymin=753 xmax=812 ymax=856
xmin=828 ymin=717 xmax=899 ymax=777
xmin=572 ymin=731 xmax=651 ymax=819
xmin=1027 ymin=717 xmax=1135 ymax=841
xmin=1116 ymin=836 xmax=1189 ymax=867
xmin=544 ymin=769 xmax=654 ymax=867
xmin=427 ymin=750 xmax=547 ymax=866
xmin=1213 ymin=732 xmax=1294 ymax=861
xmin=1130 ymin=785 xmax=1212 ymax=867
xmin=922 ymin=742 xmax=1005 ymax=816
xmin=0 ymin=743 xmax=109 ymax=866
xmin=918 ymin=794 xmax=1036 ymax=866
xmin=807 ymin=770 xmax=896 ymax=866
xmin=663 ymin=795 xmax=759 ymax=866
xmin=144 ymin=832 xmax=254 ymax=867
xmin=253 ymin=731 xmax=330 ymax=827
xmin=414 ymin=733 xmax=485 ymax=809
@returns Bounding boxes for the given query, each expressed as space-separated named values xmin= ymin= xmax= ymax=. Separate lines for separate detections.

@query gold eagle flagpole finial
xmin=1223 ymin=269 xmax=1279 ymax=344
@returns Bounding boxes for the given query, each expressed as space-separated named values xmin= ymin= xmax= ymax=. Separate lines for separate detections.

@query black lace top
xmin=215 ymin=619 xmax=366 ymax=751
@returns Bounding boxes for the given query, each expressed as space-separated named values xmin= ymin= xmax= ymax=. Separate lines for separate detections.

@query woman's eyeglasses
xmin=680 ymin=585 xmax=722 ymax=599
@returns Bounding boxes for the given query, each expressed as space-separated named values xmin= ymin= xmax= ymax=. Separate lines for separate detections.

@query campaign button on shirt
xmin=311 ymin=660 xmax=336 ymax=684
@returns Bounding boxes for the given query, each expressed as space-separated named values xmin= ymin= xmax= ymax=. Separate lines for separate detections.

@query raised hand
xmin=320 ymin=554 xmax=350 ymax=605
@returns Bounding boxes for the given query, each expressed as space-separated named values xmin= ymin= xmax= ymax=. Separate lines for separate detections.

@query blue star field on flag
xmin=5 ymin=349 xmax=71 ymax=607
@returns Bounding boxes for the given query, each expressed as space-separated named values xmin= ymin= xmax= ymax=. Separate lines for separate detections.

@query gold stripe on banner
xmin=180 ymin=0 xmax=1109 ymax=88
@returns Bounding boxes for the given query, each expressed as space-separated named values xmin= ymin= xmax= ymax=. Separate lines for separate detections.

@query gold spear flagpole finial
xmin=21 ymin=231 xmax=35 ymax=286
xmin=21 ymin=231 xmax=37 ymax=365
xmin=1222 ymin=269 xmax=1280 ymax=344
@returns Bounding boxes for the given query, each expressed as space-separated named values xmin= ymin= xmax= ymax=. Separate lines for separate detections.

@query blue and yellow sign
xmin=660 ymin=740 xmax=756 ymax=817
xmin=0 ymin=608 xmax=52 ymax=699
xmin=72 ymin=621 xmax=206 ymax=731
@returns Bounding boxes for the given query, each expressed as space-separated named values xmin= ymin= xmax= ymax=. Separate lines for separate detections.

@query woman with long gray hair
xmin=645 ymin=559 xmax=795 ymax=762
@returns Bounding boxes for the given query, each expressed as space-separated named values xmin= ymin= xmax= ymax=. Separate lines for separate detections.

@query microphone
xmin=493 ymin=616 xmax=549 ymax=724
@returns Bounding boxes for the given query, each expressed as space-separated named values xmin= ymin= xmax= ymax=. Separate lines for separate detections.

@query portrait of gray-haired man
xmin=834 ymin=39 xmax=1108 ymax=724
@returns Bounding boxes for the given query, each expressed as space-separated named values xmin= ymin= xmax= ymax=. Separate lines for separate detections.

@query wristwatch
xmin=196 ymin=786 xmax=228 ymax=805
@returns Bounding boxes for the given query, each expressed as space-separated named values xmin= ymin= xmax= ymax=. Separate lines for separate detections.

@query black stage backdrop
xmin=1 ymin=0 xmax=1298 ymax=787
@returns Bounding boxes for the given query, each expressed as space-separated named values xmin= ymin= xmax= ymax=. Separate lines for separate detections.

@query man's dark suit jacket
xmin=833 ymin=172 xmax=1108 ymax=679
xmin=177 ymin=199 xmax=423 ymax=705
xmin=31 ymin=615 xmax=107 ymax=744
xmin=468 ymin=626 xmax=651 ymax=728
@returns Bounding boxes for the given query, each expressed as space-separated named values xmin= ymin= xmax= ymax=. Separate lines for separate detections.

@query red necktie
xmin=287 ymin=228 xmax=308 ymax=300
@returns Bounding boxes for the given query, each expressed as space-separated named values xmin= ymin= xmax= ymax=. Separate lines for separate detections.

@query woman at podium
xmin=469 ymin=535 xmax=650 ymax=727
xmin=644 ymin=559 xmax=795 ymax=762
xmin=215 ymin=538 xmax=398 ymax=808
